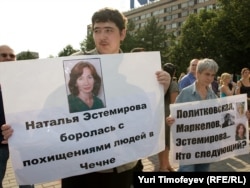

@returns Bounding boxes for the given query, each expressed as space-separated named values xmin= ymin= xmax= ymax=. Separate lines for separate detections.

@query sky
xmin=0 ymin=0 xmax=133 ymax=58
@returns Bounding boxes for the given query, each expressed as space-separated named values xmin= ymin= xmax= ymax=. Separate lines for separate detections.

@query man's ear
xmin=120 ymin=29 xmax=126 ymax=42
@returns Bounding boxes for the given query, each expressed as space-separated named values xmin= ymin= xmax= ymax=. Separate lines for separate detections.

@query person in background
xmin=177 ymin=72 xmax=186 ymax=83
xmin=158 ymin=63 xmax=179 ymax=172
xmin=2 ymin=8 xmax=171 ymax=188
xmin=219 ymin=72 xmax=236 ymax=97
xmin=67 ymin=61 xmax=104 ymax=113
xmin=235 ymin=68 xmax=250 ymax=110
xmin=178 ymin=59 xmax=199 ymax=91
xmin=172 ymin=77 xmax=177 ymax=83
xmin=0 ymin=45 xmax=34 ymax=188
xmin=167 ymin=58 xmax=219 ymax=172
xmin=211 ymin=76 xmax=220 ymax=96
xmin=166 ymin=59 xmax=250 ymax=171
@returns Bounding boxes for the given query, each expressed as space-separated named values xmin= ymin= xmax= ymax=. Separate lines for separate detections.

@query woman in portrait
xmin=235 ymin=123 xmax=247 ymax=141
xmin=68 ymin=61 xmax=104 ymax=113
xmin=236 ymin=102 xmax=245 ymax=118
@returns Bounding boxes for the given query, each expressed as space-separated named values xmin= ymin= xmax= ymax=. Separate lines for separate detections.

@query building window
xmin=181 ymin=11 xmax=188 ymax=17
xmin=167 ymin=15 xmax=172 ymax=21
xmin=207 ymin=5 xmax=214 ymax=10
xmin=146 ymin=13 xmax=151 ymax=18
xmin=153 ymin=10 xmax=160 ymax=16
xmin=172 ymin=14 xmax=178 ymax=19
xmin=141 ymin=14 xmax=146 ymax=19
xmin=172 ymin=23 xmax=177 ymax=28
xmin=189 ymin=0 xmax=195 ymax=6
xmin=189 ymin=9 xmax=195 ymax=14
xmin=134 ymin=17 xmax=139 ymax=21
xmin=159 ymin=9 xmax=164 ymax=14
xmin=166 ymin=24 xmax=171 ymax=30
xmin=172 ymin=5 xmax=178 ymax=11
xmin=166 ymin=7 xmax=171 ymax=13
xmin=181 ymin=2 xmax=188 ymax=8
xmin=159 ymin=17 xmax=164 ymax=22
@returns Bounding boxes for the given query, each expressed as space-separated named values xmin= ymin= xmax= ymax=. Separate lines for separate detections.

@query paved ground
xmin=3 ymin=145 xmax=250 ymax=188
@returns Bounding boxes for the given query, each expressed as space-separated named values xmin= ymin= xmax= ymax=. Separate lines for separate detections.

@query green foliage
xmin=168 ymin=0 xmax=250 ymax=76
xmin=81 ymin=17 xmax=171 ymax=60
xmin=121 ymin=20 xmax=137 ymax=52
xmin=74 ymin=0 xmax=250 ymax=77
xmin=80 ymin=31 xmax=95 ymax=52
xmin=16 ymin=51 xmax=38 ymax=60
xmin=58 ymin=45 xmax=78 ymax=57
xmin=214 ymin=0 xmax=250 ymax=74
xmin=168 ymin=10 xmax=219 ymax=75
xmin=133 ymin=16 xmax=169 ymax=63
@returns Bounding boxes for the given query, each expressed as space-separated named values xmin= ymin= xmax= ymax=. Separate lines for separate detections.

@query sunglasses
xmin=0 ymin=53 xmax=16 ymax=58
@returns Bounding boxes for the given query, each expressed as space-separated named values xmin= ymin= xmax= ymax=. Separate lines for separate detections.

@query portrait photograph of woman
xmin=63 ymin=58 xmax=106 ymax=113
xmin=235 ymin=123 xmax=247 ymax=141
xmin=236 ymin=102 xmax=245 ymax=118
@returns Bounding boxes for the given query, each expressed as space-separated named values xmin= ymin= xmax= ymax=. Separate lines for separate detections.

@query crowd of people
xmin=1 ymin=7 xmax=170 ymax=188
xmin=1 ymin=6 xmax=250 ymax=188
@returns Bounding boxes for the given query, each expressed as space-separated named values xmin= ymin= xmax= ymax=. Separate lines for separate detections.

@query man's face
xmin=190 ymin=60 xmax=198 ymax=74
xmin=93 ymin=21 xmax=126 ymax=54
xmin=0 ymin=46 xmax=16 ymax=62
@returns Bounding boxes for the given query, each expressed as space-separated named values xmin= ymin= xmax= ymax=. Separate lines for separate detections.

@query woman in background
xmin=166 ymin=58 xmax=219 ymax=172
xmin=219 ymin=72 xmax=236 ymax=97
xmin=236 ymin=68 xmax=250 ymax=110
xmin=158 ymin=63 xmax=179 ymax=172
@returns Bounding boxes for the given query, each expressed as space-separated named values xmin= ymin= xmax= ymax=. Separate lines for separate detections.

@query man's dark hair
xmin=92 ymin=7 xmax=128 ymax=31
xmin=163 ymin=63 xmax=176 ymax=78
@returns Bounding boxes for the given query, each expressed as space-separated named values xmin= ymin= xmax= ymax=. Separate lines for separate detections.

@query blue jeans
xmin=0 ymin=146 xmax=9 ymax=188
xmin=178 ymin=163 xmax=210 ymax=172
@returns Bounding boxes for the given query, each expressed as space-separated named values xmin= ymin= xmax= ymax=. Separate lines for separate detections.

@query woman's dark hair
xmin=68 ymin=61 xmax=102 ymax=96
xmin=163 ymin=63 xmax=177 ymax=99
xmin=235 ymin=123 xmax=246 ymax=135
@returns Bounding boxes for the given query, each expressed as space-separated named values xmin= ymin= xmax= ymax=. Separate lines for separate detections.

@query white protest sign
xmin=170 ymin=94 xmax=249 ymax=166
xmin=0 ymin=52 xmax=165 ymax=184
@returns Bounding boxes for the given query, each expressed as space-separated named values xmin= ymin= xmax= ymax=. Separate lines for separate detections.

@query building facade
xmin=124 ymin=0 xmax=217 ymax=36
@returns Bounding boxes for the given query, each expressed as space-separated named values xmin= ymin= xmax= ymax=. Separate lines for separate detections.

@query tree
xmin=80 ymin=31 xmax=95 ymax=52
xmin=135 ymin=16 xmax=169 ymax=63
xmin=214 ymin=0 xmax=250 ymax=73
xmin=120 ymin=20 xmax=138 ymax=52
xmin=169 ymin=0 xmax=250 ymax=75
xmin=58 ymin=45 xmax=78 ymax=57
xmin=16 ymin=51 xmax=38 ymax=60
xmin=168 ymin=9 xmax=219 ymax=74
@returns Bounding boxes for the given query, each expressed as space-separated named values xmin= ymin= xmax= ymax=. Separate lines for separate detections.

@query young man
xmin=0 ymin=45 xmax=34 ymax=188
xmin=2 ymin=7 xmax=171 ymax=188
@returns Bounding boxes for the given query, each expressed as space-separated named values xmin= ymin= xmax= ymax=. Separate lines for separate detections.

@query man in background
xmin=179 ymin=59 xmax=198 ymax=91
xmin=0 ymin=45 xmax=34 ymax=188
